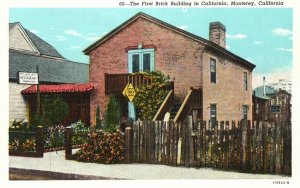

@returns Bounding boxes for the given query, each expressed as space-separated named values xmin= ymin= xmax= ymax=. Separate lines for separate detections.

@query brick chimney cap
xmin=209 ymin=22 xmax=226 ymax=31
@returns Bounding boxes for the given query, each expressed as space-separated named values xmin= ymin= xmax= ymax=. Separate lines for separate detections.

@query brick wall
xmin=88 ymin=17 xmax=205 ymax=124
xmin=202 ymin=51 xmax=253 ymax=122
xmin=9 ymin=82 xmax=29 ymax=125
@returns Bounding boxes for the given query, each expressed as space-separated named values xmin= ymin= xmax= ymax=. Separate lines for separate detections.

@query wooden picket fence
xmin=125 ymin=117 xmax=291 ymax=175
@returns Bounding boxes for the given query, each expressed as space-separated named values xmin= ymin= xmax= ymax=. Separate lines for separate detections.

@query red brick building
xmin=83 ymin=12 xmax=255 ymax=124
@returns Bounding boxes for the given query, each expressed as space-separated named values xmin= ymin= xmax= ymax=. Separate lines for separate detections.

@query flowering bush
xmin=71 ymin=120 xmax=89 ymax=146
xmin=43 ymin=121 xmax=89 ymax=151
xmin=72 ymin=129 xmax=125 ymax=164
xmin=43 ymin=124 xmax=65 ymax=150
xmin=9 ymin=138 xmax=36 ymax=152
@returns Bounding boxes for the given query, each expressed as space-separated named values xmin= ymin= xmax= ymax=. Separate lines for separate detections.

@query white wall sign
xmin=18 ymin=72 xmax=39 ymax=85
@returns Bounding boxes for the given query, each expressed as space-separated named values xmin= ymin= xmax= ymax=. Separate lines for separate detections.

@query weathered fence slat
xmin=275 ymin=121 xmax=282 ymax=174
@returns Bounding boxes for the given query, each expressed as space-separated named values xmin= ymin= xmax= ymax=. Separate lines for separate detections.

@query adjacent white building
xmin=9 ymin=22 xmax=88 ymax=124
xmin=268 ymin=79 xmax=292 ymax=93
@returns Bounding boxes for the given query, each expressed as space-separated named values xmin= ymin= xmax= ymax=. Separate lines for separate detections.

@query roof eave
xmin=83 ymin=12 xmax=144 ymax=54
xmin=206 ymin=43 xmax=256 ymax=71
xmin=83 ymin=12 xmax=209 ymax=55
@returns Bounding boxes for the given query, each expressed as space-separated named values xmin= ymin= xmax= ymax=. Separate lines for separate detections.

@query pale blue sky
xmin=9 ymin=8 xmax=292 ymax=80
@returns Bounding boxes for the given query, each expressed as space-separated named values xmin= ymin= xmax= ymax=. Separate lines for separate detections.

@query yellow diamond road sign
xmin=122 ymin=83 xmax=136 ymax=102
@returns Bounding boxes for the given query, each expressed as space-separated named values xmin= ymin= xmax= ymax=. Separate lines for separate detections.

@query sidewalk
xmin=9 ymin=150 xmax=288 ymax=179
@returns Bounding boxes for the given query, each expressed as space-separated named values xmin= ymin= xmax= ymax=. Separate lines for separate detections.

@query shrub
xmin=71 ymin=120 xmax=89 ymax=145
xmin=72 ymin=129 xmax=125 ymax=164
xmin=41 ymin=95 xmax=69 ymax=127
xmin=95 ymin=105 xmax=102 ymax=130
xmin=133 ymin=70 xmax=170 ymax=120
xmin=31 ymin=95 xmax=69 ymax=128
xmin=103 ymin=95 xmax=120 ymax=133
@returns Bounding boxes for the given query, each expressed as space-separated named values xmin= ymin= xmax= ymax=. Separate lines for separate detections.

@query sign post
xmin=18 ymin=68 xmax=40 ymax=115
xmin=122 ymin=83 xmax=137 ymax=121
xmin=122 ymin=83 xmax=136 ymax=102
xmin=36 ymin=65 xmax=40 ymax=116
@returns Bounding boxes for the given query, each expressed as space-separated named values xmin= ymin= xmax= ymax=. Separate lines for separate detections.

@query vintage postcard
xmin=1 ymin=0 xmax=299 ymax=187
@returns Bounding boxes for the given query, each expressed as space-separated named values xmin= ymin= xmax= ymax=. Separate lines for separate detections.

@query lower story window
xmin=271 ymin=105 xmax=280 ymax=113
xmin=243 ymin=105 xmax=248 ymax=120
xmin=210 ymin=104 xmax=217 ymax=128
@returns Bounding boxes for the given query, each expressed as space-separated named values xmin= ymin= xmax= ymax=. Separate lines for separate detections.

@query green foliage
xmin=71 ymin=120 xmax=89 ymax=146
xmin=103 ymin=95 xmax=120 ymax=133
xmin=30 ymin=95 xmax=69 ymax=127
xmin=133 ymin=70 xmax=170 ymax=120
xmin=72 ymin=129 xmax=125 ymax=164
xmin=71 ymin=120 xmax=89 ymax=133
xmin=30 ymin=113 xmax=43 ymax=129
xmin=95 ymin=105 xmax=102 ymax=130
xmin=41 ymin=95 xmax=69 ymax=127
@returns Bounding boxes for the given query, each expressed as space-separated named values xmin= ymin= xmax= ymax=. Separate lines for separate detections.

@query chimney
xmin=263 ymin=77 xmax=266 ymax=96
xmin=209 ymin=22 xmax=226 ymax=48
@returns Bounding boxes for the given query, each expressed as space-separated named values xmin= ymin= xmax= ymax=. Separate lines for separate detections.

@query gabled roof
xmin=9 ymin=22 xmax=64 ymax=58
xmin=9 ymin=50 xmax=88 ymax=84
xmin=83 ymin=12 xmax=256 ymax=70
xmin=21 ymin=84 xmax=95 ymax=94
xmin=253 ymin=85 xmax=277 ymax=100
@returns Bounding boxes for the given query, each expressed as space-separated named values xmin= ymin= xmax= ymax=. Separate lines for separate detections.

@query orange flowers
xmin=72 ymin=129 xmax=125 ymax=164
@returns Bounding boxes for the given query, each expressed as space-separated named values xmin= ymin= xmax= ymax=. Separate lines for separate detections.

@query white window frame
xmin=128 ymin=48 xmax=155 ymax=73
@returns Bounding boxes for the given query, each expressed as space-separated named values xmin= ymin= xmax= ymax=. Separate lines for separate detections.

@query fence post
xmin=187 ymin=116 xmax=193 ymax=166
xmin=36 ymin=126 xmax=44 ymax=157
xmin=125 ymin=127 xmax=133 ymax=164
xmin=65 ymin=126 xmax=72 ymax=160
xmin=270 ymin=122 xmax=275 ymax=173
xmin=241 ymin=119 xmax=247 ymax=171
xmin=275 ymin=121 xmax=282 ymax=174
xmin=283 ymin=122 xmax=291 ymax=175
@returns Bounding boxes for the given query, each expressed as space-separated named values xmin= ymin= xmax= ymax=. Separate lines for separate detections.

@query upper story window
xmin=244 ymin=71 xmax=248 ymax=90
xmin=210 ymin=58 xmax=216 ymax=83
xmin=128 ymin=48 xmax=154 ymax=73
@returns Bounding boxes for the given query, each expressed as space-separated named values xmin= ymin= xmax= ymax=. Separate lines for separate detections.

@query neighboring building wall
xmin=9 ymin=82 xmax=30 ymax=124
xmin=266 ymin=91 xmax=291 ymax=122
xmin=89 ymin=17 xmax=205 ymax=122
xmin=202 ymin=51 xmax=253 ymax=122
xmin=252 ymin=96 xmax=268 ymax=121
